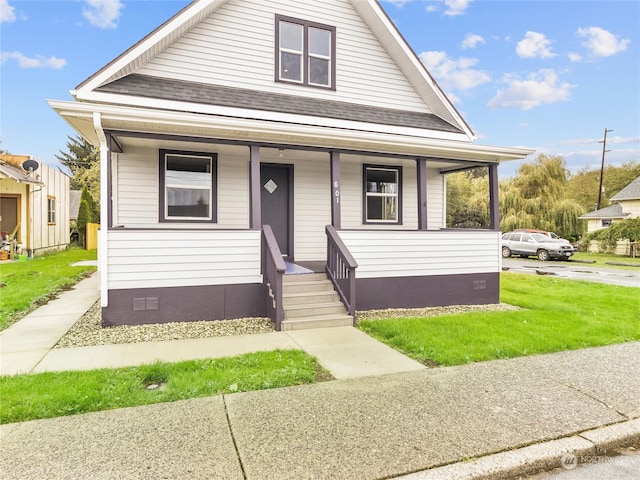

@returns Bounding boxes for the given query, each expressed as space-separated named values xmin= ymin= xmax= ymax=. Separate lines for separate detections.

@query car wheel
xmin=502 ymin=246 xmax=512 ymax=258
xmin=537 ymin=249 xmax=550 ymax=261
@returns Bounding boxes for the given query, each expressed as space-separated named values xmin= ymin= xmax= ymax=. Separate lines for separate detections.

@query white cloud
xmin=516 ymin=31 xmax=555 ymax=59
xmin=487 ymin=69 xmax=574 ymax=110
xmin=577 ymin=26 xmax=630 ymax=57
xmin=568 ymin=52 xmax=582 ymax=62
xmin=444 ymin=0 xmax=471 ymax=16
xmin=1 ymin=51 xmax=67 ymax=69
xmin=461 ymin=33 xmax=485 ymax=50
xmin=83 ymin=0 xmax=124 ymax=29
xmin=0 ymin=0 xmax=15 ymax=23
xmin=424 ymin=0 xmax=472 ymax=16
xmin=419 ymin=50 xmax=491 ymax=95
xmin=382 ymin=0 xmax=411 ymax=7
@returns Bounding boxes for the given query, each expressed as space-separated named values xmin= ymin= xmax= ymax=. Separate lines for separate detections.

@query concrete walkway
xmin=0 ymin=272 xmax=424 ymax=379
xmin=1 ymin=272 xmax=639 ymax=479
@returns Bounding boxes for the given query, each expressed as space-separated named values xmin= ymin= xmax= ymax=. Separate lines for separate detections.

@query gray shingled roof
xmin=96 ymin=74 xmax=463 ymax=134
xmin=610 ymin=176 xmax=640 ymax=201
xmin=579 ymin=203 xmax=629 ymax=219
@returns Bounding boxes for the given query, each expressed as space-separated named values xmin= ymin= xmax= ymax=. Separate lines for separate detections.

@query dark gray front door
xmin=261 ymin=164 xmax=292 ymax=259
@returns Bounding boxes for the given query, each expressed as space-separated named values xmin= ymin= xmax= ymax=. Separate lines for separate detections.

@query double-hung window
xmin=47 ymin=197 xmax=56 ymax=224
xmin=276 ymin=15 xmax=335 ymax=89
xmin=159 ymin=150 xmax=217 ymax=223
xmin=363 ymin=165 xmax=402 ymax=224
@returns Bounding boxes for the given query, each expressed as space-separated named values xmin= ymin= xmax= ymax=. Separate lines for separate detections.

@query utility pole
xmin=596 ymin=128 xmax=613 ymax=210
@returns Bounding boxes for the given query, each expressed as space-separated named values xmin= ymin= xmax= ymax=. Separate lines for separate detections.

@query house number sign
xmin=333 ymin=180 xmax=340 ymax=204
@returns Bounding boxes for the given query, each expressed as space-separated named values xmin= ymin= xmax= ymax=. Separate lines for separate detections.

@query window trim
xmin=362 ymin=164 xmax=403 ymax=225
xmin=275 ymin=14 xmax=336 ymax=90
xmin=159 ymin=149 xmax=218 ymax=223
xmin=47 ymin=196 xmax=56 ymax=225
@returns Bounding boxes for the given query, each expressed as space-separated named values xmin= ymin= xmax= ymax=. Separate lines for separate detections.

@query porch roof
xmin=49 ymin=99 xmax=534 ymax=164
xmin=95 ymin=74 xmax=463 ymax=135
xmin=579 ymin=203 xmax=629 ymax=220
xmin=0 ymin=161 xmax=43 ymax=185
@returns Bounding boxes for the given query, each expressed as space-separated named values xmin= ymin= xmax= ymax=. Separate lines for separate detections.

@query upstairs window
xmin=159 ymin=150 xmax=217 ymax=223
xmin=275 ymin=15 xmax=335 ymax=89
xmin=363 ymin=165 xmax=402 ymax=224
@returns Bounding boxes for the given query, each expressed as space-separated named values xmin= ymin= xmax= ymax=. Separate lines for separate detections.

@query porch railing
xmin=325 ymin=225 xmax=358 ymax=318
xmin=261 ymin=225 xmax=286 ymax=331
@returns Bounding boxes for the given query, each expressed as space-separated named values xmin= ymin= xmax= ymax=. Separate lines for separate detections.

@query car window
xmin=531 ymin=233 xmax=549 ymax=242
xmin=511 ymin=233 xmax=521 ymax=241
xmin=503 ymin=233 xmax=513 ymax=240
xmin=523 ymin=234 xmax=534 ymax=243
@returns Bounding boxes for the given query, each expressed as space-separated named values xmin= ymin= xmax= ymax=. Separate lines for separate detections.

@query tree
xmin=446 ymin=169 xmax=490 ymax=228
xmin=498 ymin=154 xmax=586 ymax=240
xmin=80 ymin=186 xmax=99 ymax=223
xmin=76 ymin=199 xmax=91 ymax=247
xmin=566 ymin=161 xmax=640 ymax=212
xmin=56 ymin=135 xmax=100 ymax=215
xmin=584 ymin=218 xmax=640 ymax=253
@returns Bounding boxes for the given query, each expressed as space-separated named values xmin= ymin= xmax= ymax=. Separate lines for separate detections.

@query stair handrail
xmin=261 ymin=225 xmax=286 ymax=330
xmin=325 ymin=225 xmax=358 ymax=318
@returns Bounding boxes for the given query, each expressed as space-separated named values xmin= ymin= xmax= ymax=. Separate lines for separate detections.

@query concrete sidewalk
xmin=1 ymin=272 xmax=639 ymax=479
xmin=1 ymin=343 xmax=639 ymax=479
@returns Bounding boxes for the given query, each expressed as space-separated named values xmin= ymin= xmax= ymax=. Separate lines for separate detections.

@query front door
xmin=260 ymin=164 xmax=293 ymax=260
xmin=0 ymin=196 xmax=18 ymax=240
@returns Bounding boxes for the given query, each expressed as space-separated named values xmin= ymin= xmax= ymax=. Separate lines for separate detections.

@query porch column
xmin=249 ymin=145 xmax=261 ymax=228
xmin=488 ymin=163 xmax=500 ymax=230
xmin=330 ymin=151 xmax=341 ymax=229
xmin=417 ymin=157 xmax=428 ymax=230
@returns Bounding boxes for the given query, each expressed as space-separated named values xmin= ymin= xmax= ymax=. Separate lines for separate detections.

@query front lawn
xmin=570 ymin=251 xmax=640 ymax=269
xmin=0 ymin=350 xmax=328 ymax=424
xmin=0 ymin=247 xmax=97 ymax=331
xmin=358 ymin=273 xmax=639 ymax=366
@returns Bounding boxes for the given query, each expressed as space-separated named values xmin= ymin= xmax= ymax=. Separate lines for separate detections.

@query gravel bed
xmin=56 ymin=301 xmax=520 ymax=348
xmin=357 ymin=303 xmax=521 ymax=321
xmin=55 ymin=301 xmax=275 ymax=348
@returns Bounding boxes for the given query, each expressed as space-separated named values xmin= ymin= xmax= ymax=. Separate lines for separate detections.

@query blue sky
xmin=1 ymin=0 xmax=638 ymax=178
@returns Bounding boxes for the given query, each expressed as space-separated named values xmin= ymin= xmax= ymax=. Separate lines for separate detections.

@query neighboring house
xmin=49 ymin=0 xmax=533 ymax=329
xmin=0 ymin=154 xmax=70 ymax=256
xmin=579 ymin=176 xmax=640 ymax=233
xmin=579 ymin=176 xmax=640 ymax=255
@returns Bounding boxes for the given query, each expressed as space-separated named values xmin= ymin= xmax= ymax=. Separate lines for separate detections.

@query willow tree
xmin=499 ymin=154 xmax=586 ymax=240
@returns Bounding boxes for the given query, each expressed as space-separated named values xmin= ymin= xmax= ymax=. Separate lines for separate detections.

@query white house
xmin=579 ymin=176 xmax=640 ymax=233
xmin=50 ymin=0 xmax=532 ymax=329
xmin=0 ymin=154 xmax=70 ymax=257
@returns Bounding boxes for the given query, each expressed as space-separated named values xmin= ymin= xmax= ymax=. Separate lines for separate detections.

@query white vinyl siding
xmin=338 ymin=230 xmax=501 ymax=279
xmin=115 ymin=146 xmax=249 ymax=228
xmin=107 ymin=229 xmax=261 ymax=290
xmin=136 ymin=0 xmax=429 ymax=113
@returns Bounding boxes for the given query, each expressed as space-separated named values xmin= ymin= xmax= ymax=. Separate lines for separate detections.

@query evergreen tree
xmin=76 ymin=199 xmax=91 ymax=247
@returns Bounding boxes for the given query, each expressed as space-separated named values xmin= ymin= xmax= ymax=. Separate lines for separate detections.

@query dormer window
xmin=275 ymin=15 xmax=336 ymax=90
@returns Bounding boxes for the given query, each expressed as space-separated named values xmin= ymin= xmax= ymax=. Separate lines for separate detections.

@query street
xmin=502 ymin=258 xmax=640 ymax=288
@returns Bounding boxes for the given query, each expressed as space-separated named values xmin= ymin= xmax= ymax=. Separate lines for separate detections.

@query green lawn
xmin=571 ymin=251 xmax=640 ymax=269
xmin=0 ymin=247 xmax=97 ymax=331
xmin=359 ymin=273 xmax=640 ymax=366
xmin=0 ymin=350 xmax=328 ymax=424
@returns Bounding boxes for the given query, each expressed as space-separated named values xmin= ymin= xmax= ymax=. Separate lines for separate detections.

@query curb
xmin=395 ymin=419 xmax=640 ymax=480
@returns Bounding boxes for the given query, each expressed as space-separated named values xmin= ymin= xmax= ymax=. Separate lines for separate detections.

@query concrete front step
xmin=282 ymin=280 xmax=335 ymax=294
xmin=281 ymin=314 xmax=354 ymax=331
xmin=283 ymin=290 xmax=340 ymax=307
xmin=281 ymin=272 xmax=352 ymax=330
xmin=284 ymin=301 xmax=346 ymax=319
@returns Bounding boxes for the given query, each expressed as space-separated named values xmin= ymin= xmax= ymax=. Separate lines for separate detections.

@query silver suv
xmin=501 ymin=231 xmax=576 ymax=261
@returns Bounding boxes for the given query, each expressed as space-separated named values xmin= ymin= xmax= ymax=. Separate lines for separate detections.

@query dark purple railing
xmin=325 ymin=225 xmax=358 ymax=319
xmin=261 ymin=225 xmax=285 ymax=331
